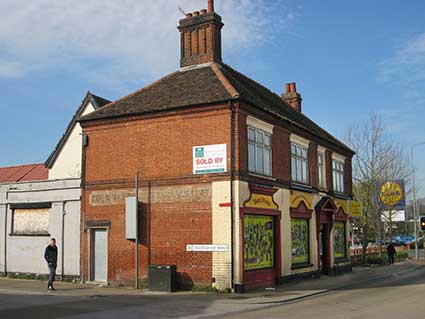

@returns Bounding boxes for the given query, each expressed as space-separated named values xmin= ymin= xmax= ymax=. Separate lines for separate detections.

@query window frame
xmin=334 ymin=221 xmax=347 ymax=260
xmin=290 ymin=218 xmax=311 ymax=267
xmin=332 ymin=159 xmax=345 ymax=193
xmin=291 ymin=142 xmax=309 ymax=184
xmin=247 ymin=126 xmax=272 ymax=176
xmin=9 ymin=202 xmax=51 ymax=237
xmin=317 ymin=152 xmax=325 ymax=188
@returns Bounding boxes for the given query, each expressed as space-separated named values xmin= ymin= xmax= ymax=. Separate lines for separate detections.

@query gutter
xmin=2 ymin=186 xmax=18 ymax=276
xmin=229 ymin=100 xmax=235 ymax=290
xmin=3 ymin=191 xmax=8 ymax=276
xmin=61 ymin=201 xmax=67 ymax=280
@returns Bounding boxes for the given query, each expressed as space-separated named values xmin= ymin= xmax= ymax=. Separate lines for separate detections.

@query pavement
xmin=0 ymin=259 xmax=424 ymax=318
xmin=224 ymin=260 xmax=425 ymax=319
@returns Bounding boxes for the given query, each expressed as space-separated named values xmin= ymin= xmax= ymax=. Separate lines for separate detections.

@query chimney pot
xmin=208 ymin=0 xmax=215 ymax=12
xmin=178 ymin=0 xmax=223 ymax=67
xmin=186 ymin=13 xmax=193 ymax=18
xmin=282 ymin=82 xmax=302 ymax=112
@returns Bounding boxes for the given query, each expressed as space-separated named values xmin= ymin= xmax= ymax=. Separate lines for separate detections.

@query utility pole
xmin=411 ymin=142 xmax=425 ymax=260
xmin=135 ymin=173 xmax=139 ymax=289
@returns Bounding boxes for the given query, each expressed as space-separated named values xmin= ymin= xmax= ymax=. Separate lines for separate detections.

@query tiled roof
xmin=80 ymin=63 xmax=354 ymax=154
xmin=0 ymin=164 xmax=48 ymax=183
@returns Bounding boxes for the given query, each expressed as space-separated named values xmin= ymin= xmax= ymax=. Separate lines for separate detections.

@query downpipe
xmin=229 ymin=101 xmax=235 ymax=290
xmin=3 ymin=191 xmax=8 ymax=276
xmin=3 ymin=187 xmax=15 ymax=276
xmin=61 ymin=201 xmax=67 ymax=280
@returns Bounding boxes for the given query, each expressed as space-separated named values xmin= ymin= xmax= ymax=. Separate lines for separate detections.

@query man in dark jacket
xmin=44 ymin=238 xmax=58 ymax=291
xmin=387 ymin=242 xmax=397 ymax=264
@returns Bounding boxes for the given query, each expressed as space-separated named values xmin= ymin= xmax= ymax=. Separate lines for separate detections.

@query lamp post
xmin=411 ymin=142 xmax=425 ymax=259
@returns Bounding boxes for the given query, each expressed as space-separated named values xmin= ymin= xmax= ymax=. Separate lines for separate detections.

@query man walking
xmin=387 ymin=242 xmax=397 ymax=264
xmin=44 ymin=238 xmax=58 ymax=291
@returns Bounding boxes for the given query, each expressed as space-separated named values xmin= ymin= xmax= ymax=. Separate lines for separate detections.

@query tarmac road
xmin=0 ymin=262 xmax=425 ymax=319
xmin=223 ymin=265 xmax=425 ymax=319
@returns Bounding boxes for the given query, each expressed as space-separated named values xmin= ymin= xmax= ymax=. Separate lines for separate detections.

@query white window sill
xmin=248 ymin=172 xmax=277 ymax=181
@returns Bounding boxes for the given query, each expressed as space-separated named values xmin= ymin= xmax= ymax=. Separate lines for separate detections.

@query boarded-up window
xmin=12 ymin=208 xmax=49 ymax=235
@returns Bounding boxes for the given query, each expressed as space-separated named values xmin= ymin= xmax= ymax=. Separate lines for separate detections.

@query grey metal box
xmin=148 ymin=265 xmax=177 ymax=292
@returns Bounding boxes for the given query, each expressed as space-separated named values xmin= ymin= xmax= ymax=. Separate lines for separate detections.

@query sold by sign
xmin=193 ymin=144 xmax=227 ymax=174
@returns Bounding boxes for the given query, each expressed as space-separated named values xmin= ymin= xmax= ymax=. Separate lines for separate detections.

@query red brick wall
xmin=84 ymin=107 xmax=230 ymax=182
xmin=272 ymin=126 xmax=291 ymax=182
xmin=309 ymin=142 xmax=318 ymax=188
xmin=235 ymin=106 xmax=247 ymax=172
xmin=82 ymin=106 xmax=230 ymax=287
xmin=344 ymin=157 xmax=353 ymax=197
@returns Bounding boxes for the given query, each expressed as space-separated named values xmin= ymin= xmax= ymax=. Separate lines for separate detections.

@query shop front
xmin=315 ymin=196 xmax=337 ymax=275
xmin=314 ymin=197 xmax=351 ymax=275
xmin=241 ymin=186 xmax=281 ymax=289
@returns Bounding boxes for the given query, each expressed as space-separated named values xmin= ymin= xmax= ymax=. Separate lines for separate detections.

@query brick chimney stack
xmin=178 ymin=0 xmax=223 ymax=67
xmin=282 ymin=82 xmax=302 ymax=112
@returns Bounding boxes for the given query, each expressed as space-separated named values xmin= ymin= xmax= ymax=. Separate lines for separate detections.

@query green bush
xmin=366 ymin=255 xmax=385 ymax=265
xmin=409 ymin=239 xmax=424 ymax=249
xmin=395 ymin=251 xmax=409 ymax=261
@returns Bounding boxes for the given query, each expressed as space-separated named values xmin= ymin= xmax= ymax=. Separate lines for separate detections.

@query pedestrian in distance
xmin=44 ymin=238 xmax=58 ymax=291
xmin=387 ymin=242 xmax=396 ymax=265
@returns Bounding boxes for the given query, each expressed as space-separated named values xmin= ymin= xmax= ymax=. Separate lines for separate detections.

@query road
xmin=223 ymin=265 xmax=425 ymax=319
xmin=0 ymin=265 xmax=425 ymax=318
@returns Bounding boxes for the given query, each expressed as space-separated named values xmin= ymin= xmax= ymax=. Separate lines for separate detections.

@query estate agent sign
xmin=193 ymin=144 xmax=227 ymax=174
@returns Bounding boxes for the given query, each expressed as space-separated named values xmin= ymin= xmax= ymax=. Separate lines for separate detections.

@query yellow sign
xmin=351 ymin=201 xmax=362 ymax=218
xmin=334 ymin=199 xmax=348 ymax=214
xmin=379 ymin=181 xmax=403 ymax=207
xmin=290 ymin=191 xmax=313 ymax=210
xmin=245 ymin=193 xmax=278 ymax=210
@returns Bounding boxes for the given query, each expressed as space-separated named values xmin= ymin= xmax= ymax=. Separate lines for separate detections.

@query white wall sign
xmin=125 ymin=196 xmax=138 ymax=240
xmin=186 ymin=244 xmax=228 ymax=252
xmin=193 ymin=144 xmax=227 ymax=174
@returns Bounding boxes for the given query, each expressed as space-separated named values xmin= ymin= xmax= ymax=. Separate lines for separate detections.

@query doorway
xmin=319 ymin=223 xmax=331 ymax=274
xmin=90 ymin=229 xmax=108 ymax=282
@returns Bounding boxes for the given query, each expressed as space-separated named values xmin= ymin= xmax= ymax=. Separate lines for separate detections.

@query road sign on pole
xmin=351 ymin=201 xmax=362 ymax=218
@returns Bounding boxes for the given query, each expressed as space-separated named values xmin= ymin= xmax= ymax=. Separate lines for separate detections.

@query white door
xmin=91 ymin=229 xmax=107 ymax=282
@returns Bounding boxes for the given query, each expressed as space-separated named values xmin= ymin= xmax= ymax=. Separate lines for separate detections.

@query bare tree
xmin=347 ymin=113 xmax=410 ymax=263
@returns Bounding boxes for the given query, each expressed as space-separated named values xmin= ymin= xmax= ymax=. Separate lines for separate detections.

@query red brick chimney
xmin=282 ymin=82 xmax=302 ymax=112
xmin=178 ymin=0 xmax=223 ymax=67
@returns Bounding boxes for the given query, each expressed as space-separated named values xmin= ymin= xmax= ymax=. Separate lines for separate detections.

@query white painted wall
xmin=48 ymin=102 xmax=95 ymax=180
xmin=211 ymin=181 xmax=232 ymax=290
xmin=0 ymin=179 xmax=81 ymax=276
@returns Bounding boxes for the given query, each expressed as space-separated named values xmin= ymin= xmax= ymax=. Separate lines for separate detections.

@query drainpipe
xmin=81 ymin=211 xmax=86 ymax=284
xmin=229 ymin=101 xmax=235 ymax=290
xmin=81 ymin=132 xmax=88 ymax=284
xmin=3 ymin=187 xmax=16 ymax=276
xmin=61 ymin=201 xmax=67 ymax=280
xmin=135 ymin=173 xmax=139 ymax=289
xmin=3 ymin=190 xmax=9 ymax=276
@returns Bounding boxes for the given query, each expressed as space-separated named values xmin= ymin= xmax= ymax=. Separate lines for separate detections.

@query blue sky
xmin=0 ymin=0 xmax=424 ymax=197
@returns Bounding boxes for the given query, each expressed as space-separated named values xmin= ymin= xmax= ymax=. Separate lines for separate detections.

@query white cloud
xmin=0 ymin=60 xmax=27 ymax=78
xmin=380 ymin=33 xmax=425 ymax=84
xmin=0 ymin=0 xmax=295 ymax=86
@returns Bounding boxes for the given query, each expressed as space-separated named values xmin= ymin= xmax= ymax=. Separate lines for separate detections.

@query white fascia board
xmin=246 ymin=116 xmax=274 ymax=134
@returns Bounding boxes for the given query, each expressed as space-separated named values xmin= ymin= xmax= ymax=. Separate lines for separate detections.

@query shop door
xmin=319 ymin=224 xmax=331 ymax=274
xmin=243 ymin=214 xmax=278 ymax=288
xmin=91 ymin=229 xmax=107 ymax=282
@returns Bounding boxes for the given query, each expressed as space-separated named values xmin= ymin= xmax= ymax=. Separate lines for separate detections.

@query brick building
xmin=79 ymin=0 xmax=355 ymax=292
